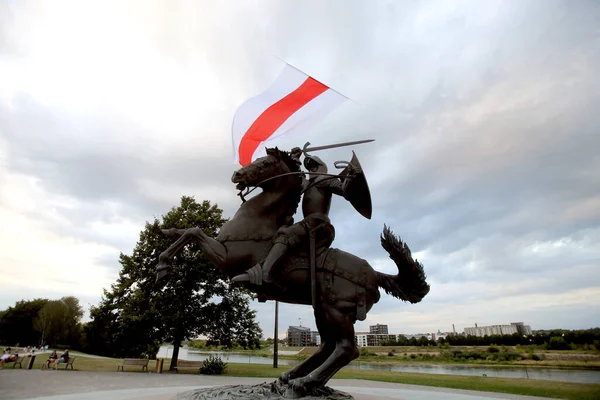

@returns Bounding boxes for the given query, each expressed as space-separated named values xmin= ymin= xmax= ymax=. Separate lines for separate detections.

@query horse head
xmin=231 ymin=147 xmax=300 ymax=192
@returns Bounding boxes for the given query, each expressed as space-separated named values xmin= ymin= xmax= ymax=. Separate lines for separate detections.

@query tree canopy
xmin=84 ymin=196 xmax=263 ymax=367
xmin=0 ymin=296 xmax=84 ymax=348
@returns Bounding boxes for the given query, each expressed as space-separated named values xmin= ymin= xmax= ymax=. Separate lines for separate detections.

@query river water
xmin=157 ymin=346 xmax=600 ymax=384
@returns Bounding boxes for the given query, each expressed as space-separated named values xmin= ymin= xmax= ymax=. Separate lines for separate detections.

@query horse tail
xmin=376 ymin=225 xmax=430 ymax=304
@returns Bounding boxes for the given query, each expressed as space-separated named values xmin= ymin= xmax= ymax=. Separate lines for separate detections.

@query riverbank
xmin=176 ymin=349 xmax=600 ymax=383
xmin=342 ymin=359 xmax=600 ymax=371
xmin=185 ymin=344 xmax=600 ymax=369
xmin=270 ymin=345 xmax=600 ymax=370
xmin=4 ymin=354 xmax=599 ymax=400
xmin=197 ymin=350 xmax=600 ymax=371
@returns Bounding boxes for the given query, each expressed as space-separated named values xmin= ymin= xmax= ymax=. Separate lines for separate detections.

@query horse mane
xmin=266 ymin=147 xmax=303 ymax=222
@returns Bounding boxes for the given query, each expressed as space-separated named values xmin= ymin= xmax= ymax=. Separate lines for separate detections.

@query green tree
xmin=86 ymin=196 xmax=263 ymax=368
xmin=83 ymin=296 xmax=120 ymax=356
xmin=0 ymin=298 xmax=48 ymax=346
xmin=417 ymin=336 xmax=430 ymax=346
xmin=205 ymin=289 xmax=263 ymax=349
xmin=33 ymin=296 xmax=84 ymax=347
xmin=0 ymin=296 xmax=83 ymax=348
xmin=546 ymin=336 xmax=570 ymax=350
xmin=52 ymin=297 xmax=84 ymax=347
xmin=396 ymin=335 xmax=409 ymax=346
xmin=33 ymin=303 xmax=53 ymax=346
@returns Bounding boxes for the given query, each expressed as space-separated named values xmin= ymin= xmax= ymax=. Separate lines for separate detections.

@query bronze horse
xmin=156 ymin=147 xmax=429 ymax=396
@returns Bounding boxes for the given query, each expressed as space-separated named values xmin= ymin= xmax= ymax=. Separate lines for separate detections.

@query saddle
xmin=278 ymin=248 xmax=334 ymax=277
xmin=264 ymin=247 xmax=373 ymax=321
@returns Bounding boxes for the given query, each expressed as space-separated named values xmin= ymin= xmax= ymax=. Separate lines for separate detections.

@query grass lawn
xmin=16 ymin=353 xmax=600 ymax=400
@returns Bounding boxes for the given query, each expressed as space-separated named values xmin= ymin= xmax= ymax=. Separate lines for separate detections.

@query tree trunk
xmin=169 ymin=337 xmax=182 ymax=371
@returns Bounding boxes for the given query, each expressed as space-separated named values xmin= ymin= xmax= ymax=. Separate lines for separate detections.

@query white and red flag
xmin=231 ymin=64 xmax=347 ymax=166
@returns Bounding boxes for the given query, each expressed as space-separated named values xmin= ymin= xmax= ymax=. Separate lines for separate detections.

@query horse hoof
xmin=231 ymin=273 xmax=250 ymax=283
xmin=284 ymin=386 xmax=306 ymax=399
xmin=155 ymin=265 xmax=171 ymax=283
xmin=278 ymin=372 xmax=290 ymax=385
xmin=285 ymin=379 xmax=307 ymax=398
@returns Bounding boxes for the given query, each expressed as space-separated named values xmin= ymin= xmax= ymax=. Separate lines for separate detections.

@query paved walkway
xmin=0 ymin=370 xmax=555 ymax=400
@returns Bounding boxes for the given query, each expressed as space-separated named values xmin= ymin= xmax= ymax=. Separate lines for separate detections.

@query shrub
xmin=451 ymin=350 xmax=464 ymax=358
xmin=546 ymin=336 xmax=570 ymax=350
xmin=200 ymin=355 xmax=228 ymax=375
xmin=527 ymin=347 xmax=535 ymax=356
xmin=487 ymin=345 xmax=500 ymax=353
xmin=359 ymin=348 xmax=376 ymax=357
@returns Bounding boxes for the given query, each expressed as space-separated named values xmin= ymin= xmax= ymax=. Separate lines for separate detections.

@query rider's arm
xmin=301 ymin=178 xmax=310 ymax=191
xmin=318 ymin=165 xmax=359 ymax=197
xmin=317 ymin=178 xmax=345 ymax=196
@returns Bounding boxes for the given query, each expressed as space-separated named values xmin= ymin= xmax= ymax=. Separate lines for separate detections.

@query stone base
xmin=173 ymin=381 xmax=353 ymax=400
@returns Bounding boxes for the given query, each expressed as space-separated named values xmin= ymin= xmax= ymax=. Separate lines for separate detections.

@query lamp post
xmin=273 ymin=301 xmax=279 ymax=368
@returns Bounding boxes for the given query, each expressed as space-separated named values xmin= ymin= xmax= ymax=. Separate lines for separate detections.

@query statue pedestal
xmin=173 ymin=381 xmax=353 ymax=400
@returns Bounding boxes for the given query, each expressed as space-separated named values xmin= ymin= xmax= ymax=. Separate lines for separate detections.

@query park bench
xmin=117 ymin=358 xmax=149 ymax=372
xmin=53 ymin=357 xmax=76 ymax=370
xmin=173 ymin=359 xmax=204 ymax=374
xmin=8 ymin=356 xmax=25 ymax=368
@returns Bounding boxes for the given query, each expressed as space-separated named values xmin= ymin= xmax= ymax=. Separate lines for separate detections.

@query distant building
xmin=511 ymin=322 xmax=533 ymax=335
xmin=399 ymin=333 xmax=435 ymax=341
xmin=464 ymin=322 xmax=532 ymax=337
xmin=355 ymin=333 xmax=396 ymax=347
xmin=355 ymin=333 xmax=368 ymax=347
xmin=435 ymin=330 xmax=456 ymax=341
xmin=369 ymin=324 xmax=388 ymax=335
xmin=287 ymin=326 xmax=312 ymax=347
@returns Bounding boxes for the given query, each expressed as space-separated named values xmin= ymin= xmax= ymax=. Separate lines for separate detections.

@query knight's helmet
xmin=304 ymin=155 xmax=328 ymax=174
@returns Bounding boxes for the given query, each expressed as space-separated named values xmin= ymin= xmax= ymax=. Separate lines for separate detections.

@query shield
xmin=338 ymin=151 xmax=372 ymax=219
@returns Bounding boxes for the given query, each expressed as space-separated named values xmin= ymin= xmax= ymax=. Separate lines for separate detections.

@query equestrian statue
xmin=156 ymin=143 xmax=430 ymax=399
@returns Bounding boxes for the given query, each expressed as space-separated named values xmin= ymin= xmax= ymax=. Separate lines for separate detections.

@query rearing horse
xmin=156 ymin=147 xmax=429 ymax=397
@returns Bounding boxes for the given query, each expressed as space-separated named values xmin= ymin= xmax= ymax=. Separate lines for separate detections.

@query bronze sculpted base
xmin=174 ymin=380 xmax=352 ymax=400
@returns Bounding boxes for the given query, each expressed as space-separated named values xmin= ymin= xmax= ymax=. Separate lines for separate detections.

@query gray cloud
xmin=1 ymin=0 xmax=599 ymax=335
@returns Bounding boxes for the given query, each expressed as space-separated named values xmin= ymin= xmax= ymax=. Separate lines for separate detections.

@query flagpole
xmin=271 ymin=55 xmax=359 ymax=105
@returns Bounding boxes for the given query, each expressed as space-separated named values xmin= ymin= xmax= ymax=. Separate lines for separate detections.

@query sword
xmin=302 ymin=139 xmax=375 ymax=156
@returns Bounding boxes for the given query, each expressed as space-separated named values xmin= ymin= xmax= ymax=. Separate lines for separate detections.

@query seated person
xmin=57 ymin=349 xmax=69 ymax=364
xmin=42 ymin=350 xmax=58 ymax=369
xmin=0 ymin=350 xmax=10 ymax=364
xmin=0 ymin=348 xmax=19 ymax=368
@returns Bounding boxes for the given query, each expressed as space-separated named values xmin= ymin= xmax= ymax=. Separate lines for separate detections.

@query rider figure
xmin=232 ymin=147 xmax=359 ymax=286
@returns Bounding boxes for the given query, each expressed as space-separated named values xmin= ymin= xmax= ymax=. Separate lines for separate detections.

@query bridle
xmin=236 ymin=160 xmax=353 ymax=203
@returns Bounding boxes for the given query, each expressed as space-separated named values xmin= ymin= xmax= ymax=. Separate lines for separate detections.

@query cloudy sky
xmin=1 ymin=0 xmax=599 ymax=338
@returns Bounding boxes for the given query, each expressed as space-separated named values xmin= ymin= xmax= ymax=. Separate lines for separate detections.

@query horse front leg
xmin=279 ymin=309 xmax=334 ymax=385
xmin=287 ymin=304 xmax=359 ymax=397
xmin=156 ymin=227 xmax=227 ymax=282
